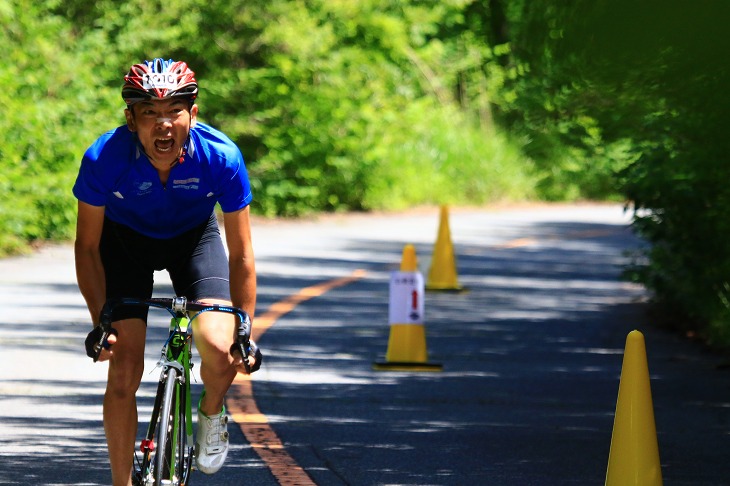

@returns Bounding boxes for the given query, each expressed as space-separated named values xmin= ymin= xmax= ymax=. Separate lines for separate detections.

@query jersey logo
xmin=172 ymin=178 xmax=200 ymax=191
xmin=113 ymin=191 xmax=124 ymax=199
xmin=134 ymin=181 xmax=153 ymax=196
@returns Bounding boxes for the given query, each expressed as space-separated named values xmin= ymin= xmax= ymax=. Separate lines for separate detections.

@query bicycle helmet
xmin=122 ymin=58 xmax=198 ymax=106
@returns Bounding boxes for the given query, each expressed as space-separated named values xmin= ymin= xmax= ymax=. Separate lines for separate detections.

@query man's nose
xmin=156 ymin=117 xmax=172 ymax=127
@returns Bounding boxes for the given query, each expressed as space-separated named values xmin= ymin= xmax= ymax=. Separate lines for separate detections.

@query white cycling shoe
xmin=195 ymin=400 xmax=230 ymax=475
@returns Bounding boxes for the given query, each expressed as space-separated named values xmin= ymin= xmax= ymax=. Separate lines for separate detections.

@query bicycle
xmin=91 ymin=296 xmax=254 ymax=486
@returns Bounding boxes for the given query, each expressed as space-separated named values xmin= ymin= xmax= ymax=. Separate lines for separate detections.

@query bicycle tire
xmin=155 ymin=369 xmax=179 ymax=485
xmin=178 ymin=370 xmax=194 ymax=486
xmin=133 ymin=373 xmax=167 ymax=486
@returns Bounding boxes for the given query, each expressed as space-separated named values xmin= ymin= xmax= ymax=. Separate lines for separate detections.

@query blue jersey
xmin=73 ymin=123 xmax=253 ymax=239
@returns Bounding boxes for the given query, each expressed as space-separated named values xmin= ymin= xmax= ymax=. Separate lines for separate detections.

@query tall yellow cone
xmin=427 ymin=205 xmax=464 ymax=291
xmin=374 ymin=245 xmax=442 ymax=372
xmin=605 ymin=330 xmax=662 ymax=486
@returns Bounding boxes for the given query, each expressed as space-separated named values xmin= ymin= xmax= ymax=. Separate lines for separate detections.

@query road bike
xmin=91 ymin=296 xmax=254 ymax=486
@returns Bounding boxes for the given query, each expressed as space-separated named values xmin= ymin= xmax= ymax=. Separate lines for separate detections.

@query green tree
xmin=0 ymin=0 xmax=117 ymax=254
xmin=502 ymin=0 xmax=730 ymax=344
xmin=1 ymin=0 xmax=537 ymax=254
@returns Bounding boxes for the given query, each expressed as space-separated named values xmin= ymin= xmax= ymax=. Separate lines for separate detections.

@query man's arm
xmin=222 ymin=206 xmax=257 ymax=321
xmin=75 ymin=201 xmax=107 ymax=325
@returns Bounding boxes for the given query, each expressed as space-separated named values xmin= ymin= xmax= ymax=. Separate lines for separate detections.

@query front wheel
xmin=155 ymin=369 xmax=181 ymax=485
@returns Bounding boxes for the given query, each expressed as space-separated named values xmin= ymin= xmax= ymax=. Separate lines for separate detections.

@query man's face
xmin=125 ymin=97 xmax=198 ymax=170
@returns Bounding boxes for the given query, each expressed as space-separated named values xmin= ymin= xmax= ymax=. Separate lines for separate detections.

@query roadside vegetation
xmin=2 ymin=1 xmax=730 ymax=347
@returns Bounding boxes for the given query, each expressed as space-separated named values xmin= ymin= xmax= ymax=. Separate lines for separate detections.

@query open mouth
xmin=154 ymin=138 xmax=175 ymax=152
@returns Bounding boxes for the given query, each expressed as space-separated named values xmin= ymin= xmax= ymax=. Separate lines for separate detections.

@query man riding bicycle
xmin=73 ymin=58 xmax=261 ymax=486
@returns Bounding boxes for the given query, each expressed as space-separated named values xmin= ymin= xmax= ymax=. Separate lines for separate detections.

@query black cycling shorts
xmin=99 ymin=213 xmax=230 ymax=322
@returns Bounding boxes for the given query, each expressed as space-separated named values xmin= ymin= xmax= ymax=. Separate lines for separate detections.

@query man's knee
xmin=201 ymin=340 xmax=235 ymax=373
xmin=104 ymin=318 xmax=146 ymax=396
xmin=106 ymin=359 xmax=144 ymax=398
xmin=193 ymin=308 xmax=236 ymax=373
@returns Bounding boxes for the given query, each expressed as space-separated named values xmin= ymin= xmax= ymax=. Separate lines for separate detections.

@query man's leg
xmin=191 ymin=299 xmax=239 ymax=474
xmin=104 ymin=318 xmax=147 ymax=486
xmin=192 ymin=299 xmax=238 ymax=416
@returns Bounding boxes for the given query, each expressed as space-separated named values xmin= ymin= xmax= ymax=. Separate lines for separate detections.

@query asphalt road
xmin=1 ymin=204 xmax=729 ymax=485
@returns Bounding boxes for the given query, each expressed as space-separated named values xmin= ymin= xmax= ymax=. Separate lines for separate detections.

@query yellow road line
xmin=493 ymin=228 xmax=622 ymax=250
xmin=226 ymin=269 xmax=367 ymax=485
xmin=492 ymin=237 xmax=537 ymax=249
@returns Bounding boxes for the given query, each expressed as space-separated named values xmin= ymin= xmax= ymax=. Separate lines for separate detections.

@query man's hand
xmin=232 ymin=340 xmax=262 ymax=374
xmin=85 ymin=326 xmax=118 ymax=361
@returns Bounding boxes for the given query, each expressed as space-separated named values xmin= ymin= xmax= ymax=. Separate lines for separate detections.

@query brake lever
xmin=93 ymin=306 xmax=116 ymax=363
xmin=237 ymin=342 xmax=252 ymax=374
xmin=92 ymin=330 xmax=110 ymax=363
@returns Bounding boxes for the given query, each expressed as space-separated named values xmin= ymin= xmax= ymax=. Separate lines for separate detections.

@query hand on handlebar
xmin=231 ymin=339 xmax=263 ymax=374
xmin=228 ymin=311 xmax=261 ymax=374
xmin=85 ymin=326 xmax=118 ymax=362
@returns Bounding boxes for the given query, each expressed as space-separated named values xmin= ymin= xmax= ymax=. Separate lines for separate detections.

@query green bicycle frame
xmin=165 ymin=314 xmax=194 ymax=479
xmin=140 ymin=314 xmax=195 ymax=485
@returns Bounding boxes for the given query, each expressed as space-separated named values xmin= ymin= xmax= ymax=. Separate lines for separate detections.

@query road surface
xmin=1 ymin=204 xmax=728 ymax=485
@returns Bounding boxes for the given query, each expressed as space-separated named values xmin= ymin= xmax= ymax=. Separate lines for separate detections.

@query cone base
xmin=373 ymin=361 xmax=443 ymax=372
xmin=426 ymin=284 xmax=468 ymax=293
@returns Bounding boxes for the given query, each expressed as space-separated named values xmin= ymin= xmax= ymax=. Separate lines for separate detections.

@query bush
xmin=363 ymin=101 xmax=535 ymax=209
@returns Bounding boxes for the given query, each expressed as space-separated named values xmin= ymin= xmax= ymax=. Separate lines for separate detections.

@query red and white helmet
xmin=122 ymin=58 xmax=198 ymax=106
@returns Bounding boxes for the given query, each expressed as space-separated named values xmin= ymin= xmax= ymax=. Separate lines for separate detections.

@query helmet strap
xmin=170 ymin=135 xmax=190 ymax=168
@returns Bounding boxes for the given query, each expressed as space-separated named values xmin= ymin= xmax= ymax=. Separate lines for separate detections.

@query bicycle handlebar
xmin=92 ymin=297 xmax=253 ymax=372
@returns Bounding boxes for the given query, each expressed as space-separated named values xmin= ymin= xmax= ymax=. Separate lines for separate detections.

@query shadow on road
xmin=1 ymin=213 xmax=728 ymax=485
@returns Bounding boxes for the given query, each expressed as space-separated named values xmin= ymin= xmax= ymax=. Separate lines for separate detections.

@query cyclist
xmin=73 ymin=58 xmax=261 ymax=486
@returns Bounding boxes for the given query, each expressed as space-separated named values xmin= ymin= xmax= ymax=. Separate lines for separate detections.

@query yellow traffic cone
xmin=605 ymin=330 xmax=663 ymax=486
xmin=373 ymin=244 xmax=442 ymax=372
xmin=426 ymin=205 xmax=464 ymax=291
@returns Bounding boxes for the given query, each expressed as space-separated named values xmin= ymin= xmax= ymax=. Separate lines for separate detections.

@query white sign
xmin=388 ymin=271 xmax=425 ymax=325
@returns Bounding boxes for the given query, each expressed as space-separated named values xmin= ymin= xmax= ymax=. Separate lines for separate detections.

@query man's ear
xmin=125 ymin=108 xmax=137 ymax=132
xmin=190 ymin=104 xmax=198 ymax=128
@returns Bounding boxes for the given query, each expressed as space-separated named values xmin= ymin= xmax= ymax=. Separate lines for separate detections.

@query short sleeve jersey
xmin=73 ymin=123 xmax=253 ymax=239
